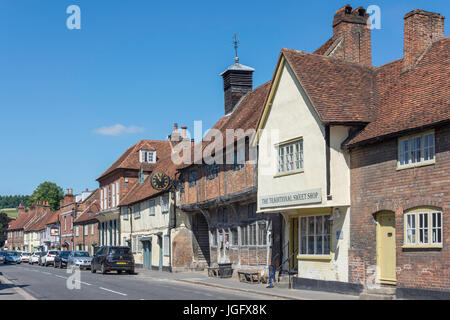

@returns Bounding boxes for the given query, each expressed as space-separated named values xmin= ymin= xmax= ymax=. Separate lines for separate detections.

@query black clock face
xmin=150 ymin=172 xmax=170 ymax=190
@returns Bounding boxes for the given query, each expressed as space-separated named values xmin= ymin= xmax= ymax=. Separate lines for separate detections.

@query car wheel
xmin=91 ymin=265 xmax=96 ymax=273
xmin=128 ymin=269 xmax=134 ymax=275
xmin=117 ymin=270 xmax=122 ymax=274
xmin=101 ymin=263 xmax=107 ymax=274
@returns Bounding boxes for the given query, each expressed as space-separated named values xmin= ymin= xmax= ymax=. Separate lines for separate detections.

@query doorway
xmin=289 ymin=217 xmax=298 ymax=271
xmin=143 ymin=240 xmax=152 ymax=270
xmin=157 ymin=235 xmax=163 ymax=270
xmin=376 ymin=211 xmax=396 ymax=285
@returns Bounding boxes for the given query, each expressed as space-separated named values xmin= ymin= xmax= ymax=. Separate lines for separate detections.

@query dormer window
xmin=140 ymin=150 xmax=156 ymax=163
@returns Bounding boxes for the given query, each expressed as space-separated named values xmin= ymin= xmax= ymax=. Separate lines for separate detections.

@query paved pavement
xmin=134 ymin=268 xmax=359 ymax=300
xmin=0 ymin=263 xmax=281 ymax=300
xmin=0 ymin=263 xmax=358 ymax=300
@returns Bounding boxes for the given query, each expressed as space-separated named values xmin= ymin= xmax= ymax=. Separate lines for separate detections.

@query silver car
xmin=67 ymin=251 xmax=92 ymax=270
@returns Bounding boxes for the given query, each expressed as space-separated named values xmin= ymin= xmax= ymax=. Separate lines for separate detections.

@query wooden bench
xmin=208 ymin=267 xmax=220 ymax=277
xmin=238 ymin=270 xmax=261 ymax=284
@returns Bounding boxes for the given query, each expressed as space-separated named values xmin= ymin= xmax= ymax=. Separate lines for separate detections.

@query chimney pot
xmin=181 ymin=126 xmax=187 ymax=138
xmin=191 ymin=138 xmax=195 ymax=148
xmin=403 ymin=9 xmax=445 ymax=70
xmin=174 ymin=123 xmax=178 ymax=132
xmin=330 ymin=5 xmax=372 ymax=66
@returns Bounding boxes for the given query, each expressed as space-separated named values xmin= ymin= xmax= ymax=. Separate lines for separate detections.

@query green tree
xmin=28 ymin=182 xmax=64 ymax=211
xmin=0 ymin=212 xmax=11 ymax=247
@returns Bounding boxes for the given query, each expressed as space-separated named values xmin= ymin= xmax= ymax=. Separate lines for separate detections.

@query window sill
xmin=402 ymin=244 xmax=442 ymax=249
xmin=396 ymin=161 xmax=435 ymax=171
xmin=297 ymin=254 xmax=332 ymax=261
xmin=274 ymin=169 xmax=304 ymax=178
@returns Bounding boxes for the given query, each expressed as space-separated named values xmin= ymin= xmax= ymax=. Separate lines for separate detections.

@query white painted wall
xmin=257 ymin=63 xmax=327 ymax=208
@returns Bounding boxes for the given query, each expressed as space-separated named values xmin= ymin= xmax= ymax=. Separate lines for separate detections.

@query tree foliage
xmin=0 ymin=212 xmax=11 ymax=247
xmin=27 ymin=181 xmax=64 ymax=211
xmin=0 ymin=195 xmax=30 ymax=209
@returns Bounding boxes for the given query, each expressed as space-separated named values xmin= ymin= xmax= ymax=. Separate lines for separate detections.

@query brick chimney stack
xmin=18 ymin=203 xmax=25 ymax=217
xmin=330 ymin=4 xmax=372 ymax=66
xmin=221 ymin=57 xmax=255 ymax=115
xmin=403 ymin=9 xmax=445 ymax=70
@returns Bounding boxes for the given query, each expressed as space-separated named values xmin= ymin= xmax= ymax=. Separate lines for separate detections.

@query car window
xmin=109 ymin=248 xmax=131 ymax=255
xmin=48 ymin=251 xmax=58 ymax=255
xmin=73 ymin=251 xmax=90 ymax=257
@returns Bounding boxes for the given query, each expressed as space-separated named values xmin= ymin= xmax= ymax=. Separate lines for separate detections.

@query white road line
xmin=41 ymin=272 xmax=51 ymax=275
xmin=99 ymin=287 xmax=128 ymax=296
xmin=55 ymin=275 xmax=68 ymax=279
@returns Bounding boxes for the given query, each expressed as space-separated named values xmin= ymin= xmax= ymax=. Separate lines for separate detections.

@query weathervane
xmin=232 ymin=33 xmax=240 ymax=63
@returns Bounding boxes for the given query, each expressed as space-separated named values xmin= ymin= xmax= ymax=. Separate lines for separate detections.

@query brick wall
xmin=349 ymin=125 xmax=450 ymax=291
xmin=73 ymin=221 xmax=99 ymax=254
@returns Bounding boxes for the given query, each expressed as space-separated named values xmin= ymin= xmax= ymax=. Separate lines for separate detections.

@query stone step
xmin=364 ymin=286 xmax=396 ymax=295
xmin=359 ymin=292 xmax=395 ymax=300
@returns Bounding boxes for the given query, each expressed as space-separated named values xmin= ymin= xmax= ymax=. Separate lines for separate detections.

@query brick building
xmin=73 ymin=189 xmax=100 ymax=255
xmin=58 ymin=188 xmax=93 ymax=251
xmin=95 ymin=139 xmax=171 ymax=247
xmin=178 ymin=56 xmax=282 ymax=276
xmin=345 ymin=9 xmax=449 ymax=299
xmin=254 ymin=4 xmax=448 ymax=298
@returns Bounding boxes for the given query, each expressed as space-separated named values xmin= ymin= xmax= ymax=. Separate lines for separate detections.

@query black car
xmin=54 ymin=251 xmax=72 ymax=268
xmin=91 ymin=246 xmax=134 ymax=274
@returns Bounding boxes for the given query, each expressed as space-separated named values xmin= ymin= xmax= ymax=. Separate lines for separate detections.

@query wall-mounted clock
xmin=150 ymin=172 xmax=170 ymax=191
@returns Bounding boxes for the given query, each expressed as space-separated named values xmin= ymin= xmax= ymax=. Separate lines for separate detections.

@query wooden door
xmin=377 ymin=212 xmax=396 ymax=284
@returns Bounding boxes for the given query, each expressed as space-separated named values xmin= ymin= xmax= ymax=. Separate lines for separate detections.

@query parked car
xmin=20 ymin=252 xmax=31 ymax=263
xmin=4 ymin=251 xmax=21 ymax=264
xmin=68 ymin=251 xmax=92 ymax=270
xmin=91 ymin=246 xmax=134 ymax=274
xmin=41 ymin=250 xmax=59 ymax=266
xmin=38 ymin=251 xmax=47 ymax=266
xmin=54 ymin=251 xmax=72 ymax=268
xmin=29 ymin=252 xmax=41 ymax=265
xmin=0 ymin=251 xmax=6 ymax=263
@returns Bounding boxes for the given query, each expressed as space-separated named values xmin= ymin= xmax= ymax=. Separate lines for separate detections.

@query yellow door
xmin=377 ymin=212 xmax=396 ymax=284
xmin=289 ymin=218 xmax=298 ymax=270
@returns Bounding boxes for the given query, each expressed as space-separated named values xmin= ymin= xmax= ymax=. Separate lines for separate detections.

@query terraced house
xmin=95 ymin=139 xmax=171 ymax=247
xmin=178 ymin=56 xmax=283 ymax=276
xmin=73 ymin=189 xmax=100 ymax=254
xmin=255 ymin=5 xmax=449 ymax=299
xmin=119 ymin=149 xmax=193 ymax=271
xmin=58 ymin=188 xmax=93 ymax=251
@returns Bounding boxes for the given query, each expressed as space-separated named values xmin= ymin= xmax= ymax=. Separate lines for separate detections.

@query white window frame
xmin=298 ymin=215 xmax=331 ymax=257
xmin=149 ymin=199 xmax=156 ymax=216
xmin=404 ymin=209 xmax=442 ymax=248
xmin=161 ymin=195 xmax=169 ymax=214
xmin=84 ymin=225 xmax=88 ymax=236
xmin=100 ymin=188 xmax=104 ymax=210
xmin=112 ymin=182 xmax=116 ymax=208
xmin=140 ymin=150 xmax=156 ymax=163
xmin=75 ymin=226 xmax=79 ymax=237
xmin=164 ymin=235 xmax=170 ymax=256
xmin=276 ymin=139 xmax=304 ymax=175
xmin=133 ymin=203 xmax=141 ymax=219
xmin=398 ymin=131 xmax=435 ymax=169
xmin=91 ymin=223 xmax=95 ymax=235
xmin=116 ymin=180 xmax=120 ymax=205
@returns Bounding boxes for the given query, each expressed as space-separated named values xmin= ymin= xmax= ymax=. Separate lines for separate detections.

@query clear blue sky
xmin=0 ymin=0 xmax=448 ymax=196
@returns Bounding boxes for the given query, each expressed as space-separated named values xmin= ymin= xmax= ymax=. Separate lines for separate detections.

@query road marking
xmin=55 ymin=275 xmax=68 ymax=279
xmin=41 ymin=272 xmax=51 ymax=275
xmin=99 ymin=287 xmax=127 ymax=296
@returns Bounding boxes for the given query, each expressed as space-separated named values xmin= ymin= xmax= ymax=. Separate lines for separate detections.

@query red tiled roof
xmin=347 ymin=37 xmax=450 ymax=146
xmin=119 ymin=154 xmax=180 ymax=206
xmin=75 ymin=189 xmax=100 ymax=223
xmin=97 ymin=140 xmax=171 ymax=181
xmin=281 ymin=48 xmax=375 ymax=124
xmin=177 ymin=81 xmax=272 ymax=170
